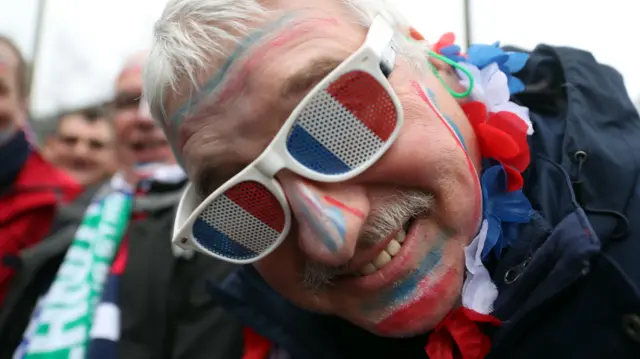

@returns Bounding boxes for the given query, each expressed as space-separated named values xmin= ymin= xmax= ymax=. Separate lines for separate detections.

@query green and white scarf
xmin=14 ymin=174 xmax=134 ymax=359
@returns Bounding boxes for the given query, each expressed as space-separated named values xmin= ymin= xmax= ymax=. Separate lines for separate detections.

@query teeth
xmin=360 ymin=263 xmax=377 ymax=275
xmin=359 ymin=229 xmax=406 ymax=276
xmin=386 ymin=239 xmax=401 ymax=256
xmin=373 ymin=250 xmax=392 ymax=268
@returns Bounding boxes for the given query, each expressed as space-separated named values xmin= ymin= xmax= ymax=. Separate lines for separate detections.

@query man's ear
xmin=407 ymin=27 xmax=448 ymax=72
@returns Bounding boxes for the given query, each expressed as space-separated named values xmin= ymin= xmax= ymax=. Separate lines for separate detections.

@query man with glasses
xmin=142 ymin=0 xmax=640 ymax=358
xmin=44 ymin=105 xmax=117 ymax=187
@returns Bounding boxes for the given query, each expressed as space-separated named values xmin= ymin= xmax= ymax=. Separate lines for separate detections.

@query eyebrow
xmin=279 ymin=57 xmax=343 ymax=99
xmin=194 ymin=164 xmax=219 ymax=198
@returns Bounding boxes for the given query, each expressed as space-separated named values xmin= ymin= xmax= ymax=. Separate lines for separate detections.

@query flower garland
xmin=419 ymin=32 xmax=535 ymax=359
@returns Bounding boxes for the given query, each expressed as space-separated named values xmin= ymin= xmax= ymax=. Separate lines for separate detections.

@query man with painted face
xmin=0 ymin=35 xmax=81 ymax=305
xmin=142 ymin=0 xmax=640 ymax=358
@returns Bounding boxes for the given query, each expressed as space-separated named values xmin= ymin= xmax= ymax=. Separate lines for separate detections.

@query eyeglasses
xmin=172 ymin=15 xmax=404 ymax=264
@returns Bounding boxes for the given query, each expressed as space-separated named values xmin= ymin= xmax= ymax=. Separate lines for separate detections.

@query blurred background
xmin=2 ymin=0 xmax=640 ymax=139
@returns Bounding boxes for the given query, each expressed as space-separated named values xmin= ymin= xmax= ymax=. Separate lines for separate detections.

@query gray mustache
xmin=300 ymin=189 xmax=434 ymax=292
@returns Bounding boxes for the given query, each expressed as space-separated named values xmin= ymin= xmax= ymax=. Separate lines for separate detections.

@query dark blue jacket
xmin=209 ymin=45 xmax=640 ymax=358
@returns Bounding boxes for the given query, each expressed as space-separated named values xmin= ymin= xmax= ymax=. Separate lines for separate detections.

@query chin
xmin=353 ymin=304 xmax=453 ymax=338
xmin=352 ymin=270 xmax=463 ymax=338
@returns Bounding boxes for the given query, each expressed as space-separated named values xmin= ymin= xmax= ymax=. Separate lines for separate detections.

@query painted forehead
xmin=167 ymin=14 xmax=336 ymax=129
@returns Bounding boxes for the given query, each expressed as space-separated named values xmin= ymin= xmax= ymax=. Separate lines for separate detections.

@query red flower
xmin=425 ymin=307 xmax=502 ymax=359
xmin=433 ymin=32 xmax=456 ymax=53
xmin=462 ymin=101 xmax=530 ymax=191
xmin=410 ymin=27 xmax=425 ymax=41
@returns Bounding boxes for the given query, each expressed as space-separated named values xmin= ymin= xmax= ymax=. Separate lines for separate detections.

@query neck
xmin=0 ymin=129 xmax=30 ymax=188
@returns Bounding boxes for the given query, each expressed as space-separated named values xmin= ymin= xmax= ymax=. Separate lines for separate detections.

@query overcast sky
xmin=1 ymin=0 xmax=638 ymax=118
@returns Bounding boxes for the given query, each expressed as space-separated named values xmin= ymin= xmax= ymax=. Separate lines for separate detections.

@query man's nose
xmin=280 ymin=173 xmax=369 ymax=266
xmin=136 ymin=100 xmax=154 ymax=126
xmin=73 ymin=141 xmax=90 ymax=157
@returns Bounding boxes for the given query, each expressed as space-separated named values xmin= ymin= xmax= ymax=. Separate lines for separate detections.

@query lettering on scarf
xmin=20 ymin=190 xmax=132 ymax=358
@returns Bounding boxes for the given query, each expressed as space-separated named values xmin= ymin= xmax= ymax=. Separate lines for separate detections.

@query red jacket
xmin=0 ymin=151 xmax=81 ymax=304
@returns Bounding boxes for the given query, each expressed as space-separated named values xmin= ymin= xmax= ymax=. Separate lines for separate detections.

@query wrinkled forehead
xmin=59 ymin=114 xmax=112 ymax=136
xmin=161 ymin=9 xmax=359 ymax=151
xmin=163 ymin=13 xmax=318 ymax=119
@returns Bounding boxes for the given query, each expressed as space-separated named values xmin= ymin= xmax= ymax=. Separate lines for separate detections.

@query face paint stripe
xmin=216 ymin=17 xmax=339 ymax=106
xmin=425 ymin=88 xmax=467 ymax=151
xmin=323 ymin=196 xmax=365 ymax=219
xmin=412 ymin=81 xmax=482 ymax=224
xmin=170 ymin=14 xmax=298 ymax=126
xmin=374 ymin=268 xmax=458 ymax=335
xmin=327 ymin=71 xmax=397 ymax=141
xmin=291 ymin=184 xmax=346 ymax=253
xmin=364 ymin=234 xmax=446 ymax=312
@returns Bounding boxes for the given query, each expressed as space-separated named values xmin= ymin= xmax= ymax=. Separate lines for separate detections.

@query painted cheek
xmin=411 ymin=80 xmax=483 ymax=227
xmin=362 ymin=237 xmax=445 ymax=313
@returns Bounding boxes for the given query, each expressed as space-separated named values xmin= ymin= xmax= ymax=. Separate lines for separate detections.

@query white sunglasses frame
xmin=173 ymin=15 xmax=404 ymax=264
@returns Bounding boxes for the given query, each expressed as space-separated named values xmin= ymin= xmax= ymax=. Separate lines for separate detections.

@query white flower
xmin=462 ymin=219 xmax=498 ymax=314
xmin=457 ymin=63 xmax=534 ymax=135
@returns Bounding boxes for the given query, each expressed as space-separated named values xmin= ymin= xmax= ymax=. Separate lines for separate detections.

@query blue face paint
xmin=297 ymin=202 xmax=346 ymax=252
xmin=169 ymin=14 xmax=297 ymax=128
xmin=362 ymin=230 xmax=450 ymax=311
xmin=288 ymin=183 xmax=347 ymax=254
xmin=425 ymin=87 xmax=467 ymax=151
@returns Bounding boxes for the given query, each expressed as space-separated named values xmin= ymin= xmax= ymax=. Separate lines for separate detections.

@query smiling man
xmin=149 ymin=0 xmax=481 ymax=336
xmin=142 ymin=0 xmax=640 ymax=358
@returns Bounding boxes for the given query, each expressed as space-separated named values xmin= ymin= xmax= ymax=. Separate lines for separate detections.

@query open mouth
xmin=358 ymin=218 xmax=415 ymax=276
xmin=336 ymin=215 xmax=426 ymax=293
xmin=130 ymin=140 xmax=166 ymax=152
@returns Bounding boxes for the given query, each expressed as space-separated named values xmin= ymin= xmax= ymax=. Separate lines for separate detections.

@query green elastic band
xmin=404 ymin=35 xmax=474 ymax=98
xmin=426 ymin=50 xmax=474 ymax=99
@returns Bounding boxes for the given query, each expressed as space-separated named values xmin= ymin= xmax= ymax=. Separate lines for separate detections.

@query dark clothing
xmin=208 ymin=45 xmax=640 ymax=358
xmin=0 ymin=178 xmax=243 ymax=359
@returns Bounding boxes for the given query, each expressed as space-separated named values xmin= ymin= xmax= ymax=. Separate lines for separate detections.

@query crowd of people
xmin=1 ymin=0 xmax=640 ymax=358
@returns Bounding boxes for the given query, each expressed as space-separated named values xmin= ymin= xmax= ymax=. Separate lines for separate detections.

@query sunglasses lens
xmin=286 ymin=70 xmax=398 ymax=175
xmin=192 ymin=181 xmax=285 ymax=261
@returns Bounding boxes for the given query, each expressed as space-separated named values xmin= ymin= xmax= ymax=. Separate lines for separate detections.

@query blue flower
xmin=465 ymin=43 xmax=529 ymax=95
xmin=439 ymin=44 xmax=467 ymax=63
xmin=480 ymin=165 xmax=532 ymax=259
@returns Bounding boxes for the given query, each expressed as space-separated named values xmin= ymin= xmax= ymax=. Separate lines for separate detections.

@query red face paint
xmin=217 ymin=17 xmax=339 ymax=105
xmin=323 ymin=196 xmax=365 ymax=219
xmin=375 ymin=268 xmax=457 ymax=335
xmin=411 ymin=81 xmax=482 ymax=225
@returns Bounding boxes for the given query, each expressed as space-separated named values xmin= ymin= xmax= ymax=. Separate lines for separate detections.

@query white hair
xmin=143 ymin=0 xmax=429 ymax=133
